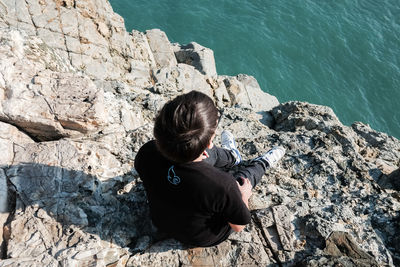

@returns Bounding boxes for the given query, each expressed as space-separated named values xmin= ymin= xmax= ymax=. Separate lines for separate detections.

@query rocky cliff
xmin=0 ymin=1 xmax=399 ymax=266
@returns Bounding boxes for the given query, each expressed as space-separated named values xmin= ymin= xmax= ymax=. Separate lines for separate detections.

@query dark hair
xmin=154 ymin=91 xmax=219 ymax=163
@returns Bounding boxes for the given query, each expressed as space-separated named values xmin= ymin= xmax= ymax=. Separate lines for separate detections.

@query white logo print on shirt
xmin=167 ymin=165 xmax=181 ymax=185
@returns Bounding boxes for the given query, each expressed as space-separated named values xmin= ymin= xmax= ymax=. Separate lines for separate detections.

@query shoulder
xmin=138 ymin=140 xmax=157 ymax=153
xmin=136 ymin=140 xmax=158 ymax=159
xmin=135 ymin=140 xmax=159 ymax=171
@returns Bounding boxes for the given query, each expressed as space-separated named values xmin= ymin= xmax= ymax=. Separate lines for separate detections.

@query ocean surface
xmin=110 ymin=0 xmax=400 ymax=139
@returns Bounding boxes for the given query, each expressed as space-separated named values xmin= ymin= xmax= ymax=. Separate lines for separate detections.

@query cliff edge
xmin=0 ymin=1 xmax=399 ymax=266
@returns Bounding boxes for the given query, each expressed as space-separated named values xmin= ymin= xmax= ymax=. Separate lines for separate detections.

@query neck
xmin=192 ymin=150 xmax=208 ymax=162
xmin=192 ymin=154 xmax=203 ymax=162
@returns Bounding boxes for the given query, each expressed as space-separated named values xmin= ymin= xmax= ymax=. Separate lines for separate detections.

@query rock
xmin=302 ymin=255 xmax=379 ymax=267
xmin=4 ymin=139 xmax=151 ymax=263
xmin=272 ymin=101 xmax=360 ymax=155
xmin=0 ymin=29 xmax=106 ymax=141
xmin=272 ymin=101 xmax=341 ymax=132
xmin=223 ymin=74 xmax=279 ymax=112
xmin=33 ymin=71 xmax=106 ymax=135
xmin=237 ymin=74 xmax=279 ymax=110
xmin=272 ymin=205 xmax=295 ymax=252
xmin=0 ymin=122 xmax=33 ymax=259
xmin=324 ymin=232 xmax=377 ymax=261
xmin=352 ymin=121 xmax=400 ymax=169
xmin=0 ymin=122 xmax=34 ymax=166
xmin=387 ymin=168 xmax=400 ymax=190
xmin=146 ymin=29 xmax=178 ymax=69
xmin=374 ymin=167 xmax=400 ymax=191
xmin=0 ymin=170 xmax=8 ymax=259
xmin=352 ymin=122 xmax=389 ymax=147
xmin=128 ymin=231 xmax=275 ymax=266
xmin=127 ymin=30 xmax=157 ymax=88
xmin=174 ymin=42 xmax=217 ymax=77
xmin=0 ymin=212 xmax=8 ymax=261
xmin=0 ymin=169 xmax=7 ymax=212
xmin=253 ymin=206 xmax=295 ymax=264
xmin=300 ymin=231 xmax=380 ymax=266
xmin=213 ymin=76 xmax=231 ymax=108
xmin=0 ymin=0 xmax=154 ymax=84
xmin=153 ymin=63 xmax=213 ymax=97
xmin=216 ymin=107 xmax=271 ymax=142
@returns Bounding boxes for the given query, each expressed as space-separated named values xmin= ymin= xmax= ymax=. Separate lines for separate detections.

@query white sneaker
xmin=254 ymin=146 xmax=285 ymax=168
xmin=221 ymin=130 xmax=242 ymax=165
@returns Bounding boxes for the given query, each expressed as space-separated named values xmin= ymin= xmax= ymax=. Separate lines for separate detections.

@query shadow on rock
xmin=376 ymin=168 xmax=400 ymax=191
xmin=1 ymin=163 xmax=177 ymax=265
xmin=369 ymin=203 xmax=400 ymax=266
xmin=296 ymin=231 xmax=380 ymax=267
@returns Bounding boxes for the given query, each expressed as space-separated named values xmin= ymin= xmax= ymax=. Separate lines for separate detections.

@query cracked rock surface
xmin=0 ymin=0 xmax=399 ymax=266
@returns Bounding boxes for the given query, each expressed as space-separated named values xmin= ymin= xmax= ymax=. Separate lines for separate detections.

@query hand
xmin=237 ymin=177 xmax=252 ymax=204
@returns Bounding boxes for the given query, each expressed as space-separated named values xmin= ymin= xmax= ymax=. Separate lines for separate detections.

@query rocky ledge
xmin=0 ymin=1 xmax=399 ymax=266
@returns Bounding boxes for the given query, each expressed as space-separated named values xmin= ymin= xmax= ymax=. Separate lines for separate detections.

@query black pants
xmin=203 ymin=146 xmax=267 ymax=188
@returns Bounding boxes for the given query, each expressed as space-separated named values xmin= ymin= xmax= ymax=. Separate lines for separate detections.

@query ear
xmin=207 ymin=133 xmax=216 ymax=149
xmin=207 ymin=139 xmax=214 ymax=149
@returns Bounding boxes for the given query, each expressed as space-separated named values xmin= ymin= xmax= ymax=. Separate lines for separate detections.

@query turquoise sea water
xmin=110 ymin=0 xmax=400 ymax=139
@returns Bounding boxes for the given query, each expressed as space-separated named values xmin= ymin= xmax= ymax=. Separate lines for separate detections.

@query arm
xmin=229 ymin=222 xmax=246 ymax=232
xmin=228 ymin=178 xmax=252 ymax=232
